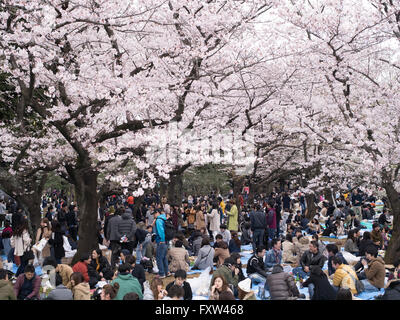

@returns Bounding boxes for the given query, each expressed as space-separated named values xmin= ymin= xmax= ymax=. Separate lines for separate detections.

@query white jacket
xmin=206 ymin=209 xmax=220 ymax=232
xmin=11 ymin=230 xmax=31 ymax=256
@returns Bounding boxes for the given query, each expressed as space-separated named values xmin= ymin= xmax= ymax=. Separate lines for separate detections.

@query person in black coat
xmin=166 ymin=269 xmax=192 ymax=300
xmin=381 ymin=279 xmax=400 ymax=300
xmin=302 ymin=265 xmax=337 ymax=300
xmin=48 ymin=221 xmax=65 ymax=264
xmin=90 ymin=249 xmax=114 ymax=280
xmin=125 ymin=255 xmax=146 ymax=292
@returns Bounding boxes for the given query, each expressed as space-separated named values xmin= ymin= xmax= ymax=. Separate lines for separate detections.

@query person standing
xmin=154 ymin=210 xmax=171 ymax=278
xmin=116 ymin=209 xmax=137 ymax=253
xmin=266 ymin=202 xmax=277 ymax=244
xmin=10 ymin=219 xmax=32 ymax=277
xmin=226 ymin=199 xmax=238 ymax=232
xmin=106 ymin=208 xmax=122 ymax=269
xmin=250 ymin=204 xmax=266 ymax=252
xmin=206 ymin=203 xmax=220 ymax=241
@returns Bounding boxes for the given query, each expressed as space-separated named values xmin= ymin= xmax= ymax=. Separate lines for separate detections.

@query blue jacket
xmin=264 ymin=249 xmax=282 ymax=269
xmin=155 ymin=214 xmax=166 ymax=243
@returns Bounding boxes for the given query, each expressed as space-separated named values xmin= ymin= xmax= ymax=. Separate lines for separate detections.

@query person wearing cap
xmin=210 ymin=257 xmax=240 ymax=293
xmin=238 ymin=278 xmax=256 ymax=300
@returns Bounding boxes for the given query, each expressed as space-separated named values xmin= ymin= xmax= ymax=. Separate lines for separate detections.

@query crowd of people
xmin=0 ymin=187 xmax=398 ymax=301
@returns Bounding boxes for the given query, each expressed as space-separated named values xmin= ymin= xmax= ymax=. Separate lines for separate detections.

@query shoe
xmin=159 ymin=275 xmax=166 ymax=279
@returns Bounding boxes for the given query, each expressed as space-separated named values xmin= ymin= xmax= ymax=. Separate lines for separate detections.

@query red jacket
xmin=72 ymin=261 xmax=89 ymax=282
xmin=14 ymin=274 xmax=41 ymax=300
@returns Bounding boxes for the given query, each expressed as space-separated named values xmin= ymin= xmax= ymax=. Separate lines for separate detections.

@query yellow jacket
xmin=332 ymin=264 xmax=358 ymax=295
xmin=220 ymin=201 xmax=226 ymax=214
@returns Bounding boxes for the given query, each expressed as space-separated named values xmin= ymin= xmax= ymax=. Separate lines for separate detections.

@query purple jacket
xmin=14 ymin=274 xmax=41 ymax=300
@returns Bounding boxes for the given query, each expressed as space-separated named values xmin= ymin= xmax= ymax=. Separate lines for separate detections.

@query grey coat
xmin=193 ymin=245 xmax=214 ymax=270
xmin=117 ymin=212 xmax=137 ymax=241
xmin=46 ymin=285 xmax=73 ymax=300
xmin=107 ymin=215 xmax=121 ymax=241
xmin=192 ymin=237 xmax=202 ymax=256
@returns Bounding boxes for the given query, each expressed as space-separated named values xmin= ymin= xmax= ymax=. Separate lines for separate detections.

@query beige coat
xmin=294 ymin=237 xmax=309 ymax=264
xmin=207 ymin=209 xmax=220 ymax=232
xmin=214 ymin=247 xmax=230 ymax=267
xmin=72 ymin=282 xmax=91 ymax=300
xmin=58 ymin=264 xmax=74 ymax=288
xmin=195 ymin=210 xmax=206 ymax=230
xmin=282 ymin=240 xmax=297 ymax=264
xmin=365 ymin=256 xmax=386 ymax=289
xmin=167 ymin=247 xmax=190 ymax=273
xmin=10 ymin=230 xmax=31 ymax=256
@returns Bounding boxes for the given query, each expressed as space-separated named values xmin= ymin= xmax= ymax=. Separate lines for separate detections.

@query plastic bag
xmin=32 ymin=238 xmax=48 ymax=253
xmin=186 ymin=267 xmax=212 ymax=296
xmin=342 ymin=251 xmax=359 ymax=265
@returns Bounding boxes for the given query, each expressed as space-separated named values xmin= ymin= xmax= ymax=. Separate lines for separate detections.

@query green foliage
xmin=182 ymin=164 xmax=231 ymax=195
xmin=44 ymin=172 xmax=71 ymax=192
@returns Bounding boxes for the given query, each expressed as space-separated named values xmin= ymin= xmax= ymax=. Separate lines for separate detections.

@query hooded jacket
xmin=364 ymin=256 xmax=386 ymax=289
xmin=58 ymin=264 xmax=74 ymax=288
xmin=282 ymin=240 xmax=297 ymax=264
xmin=111 ymin=273 xmax=143 ymax=300
xmin=266 ymin=265 xmax=300 ymax=300
xmin=0 ymin=279 xmax=16 ymax=300
xmin=117 ymin=212 xmax=137 ymax=241
xmin=72 ymin=282 xmax=91 ymax=300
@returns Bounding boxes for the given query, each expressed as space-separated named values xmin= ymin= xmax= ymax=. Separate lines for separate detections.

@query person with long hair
xmin=143 ymin=277 xmax=167 ymax=300
xmin=48 ymin=220 xmax=65 ymax=264
xmin=344 ymin=229 xmax=360 ymax=256
xmin=10 ymin=219 xmax=32 ymax=277
xmin=90 ymin=248 xmax=114 ymax=281
xmin=301 ymin=265 xmax=337 ymax=300
xmin=33 ymin=218 xmax=52 ymax=263
xmin=70 ymin=272 xmax=91 ymax=300
xmin=100 ymin=283 xmax=120 ymax=300
xmin=209 ymin=275 xmax=233 ymax=300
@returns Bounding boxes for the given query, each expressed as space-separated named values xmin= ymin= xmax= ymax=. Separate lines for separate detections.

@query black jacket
xmin=89 ymin=256 xmax=113 ymax=280
xmin=250 ymin=210 xmax=266 ymax=230
xmin=302 ymin=273 xmax=337 ymax=300
xmin=166 ymin=281 xmax=193 ymax=300
xmin=65 ymin=211 xmax=77 ymax=226
xmin=246 ymin=254 xmax=268 ymax=278
xmin=300 ymin=250 xmax=327 ymax=271
xmin=381 ymin=280 xmax=400 ymax=300
xmin=48 ymin=232 xmax=65 ymax=259
xmin=132 ymin=264 xmax=146 ymax=291
xmin=359 ymin=239 xmax=374 ymax=256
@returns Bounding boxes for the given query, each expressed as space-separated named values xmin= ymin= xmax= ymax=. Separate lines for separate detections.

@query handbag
xmin=21 ymin=246 xmax=34 ymax=263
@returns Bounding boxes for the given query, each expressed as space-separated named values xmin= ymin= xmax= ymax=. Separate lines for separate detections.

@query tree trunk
xmin=167 ymin=173 xmax=183 ymax=206
xmin=383 ymin=182 xmax=400 ymax=264
xmin=71 ymin=169 xmax=99 ymax=265
xmin=305 ymin=193 xmax=317 ymax=219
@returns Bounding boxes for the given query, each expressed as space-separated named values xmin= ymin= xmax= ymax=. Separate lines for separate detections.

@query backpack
xmin=157 ymin=217 xmax=175 ymax=241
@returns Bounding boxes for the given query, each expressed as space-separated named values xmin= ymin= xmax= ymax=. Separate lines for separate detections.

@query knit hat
xmin=238 ymin=278 xmax=252 ymax=293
